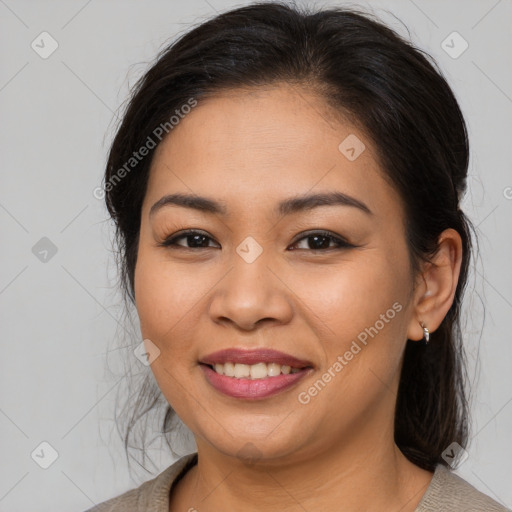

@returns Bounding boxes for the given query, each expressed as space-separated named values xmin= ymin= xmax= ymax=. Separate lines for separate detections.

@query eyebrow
xmin=149 ymin=191 xmax=373 ymax=218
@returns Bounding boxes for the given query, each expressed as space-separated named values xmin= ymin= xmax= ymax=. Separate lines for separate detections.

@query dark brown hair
xmin=103 ymin=1 xmax=474 ymax=473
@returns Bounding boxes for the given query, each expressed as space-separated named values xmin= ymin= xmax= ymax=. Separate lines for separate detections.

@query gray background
xmin=1 ymin=0 xmax=511 ymax=510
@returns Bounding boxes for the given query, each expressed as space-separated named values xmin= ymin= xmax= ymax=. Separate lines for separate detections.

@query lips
xmin=200 ymin=364 xmax=311 ymax=399
xmin=199 ymin=348 xmax=314 ymax=369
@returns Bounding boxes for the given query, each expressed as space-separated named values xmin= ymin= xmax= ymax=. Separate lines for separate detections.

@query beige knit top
xmin=85 ymin=452 xmax=510 ymax=511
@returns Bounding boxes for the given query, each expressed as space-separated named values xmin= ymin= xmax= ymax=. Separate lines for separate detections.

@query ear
xmin=407 ymin=228 xmax=463 ymax=341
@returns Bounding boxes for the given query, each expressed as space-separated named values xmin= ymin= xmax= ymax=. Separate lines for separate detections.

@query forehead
xmin=145 ymin=84 xmax=403 ymax=221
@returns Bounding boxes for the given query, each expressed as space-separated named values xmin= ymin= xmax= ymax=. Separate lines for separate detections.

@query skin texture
xmin=134 ymin=84 xmax=463 ymax=511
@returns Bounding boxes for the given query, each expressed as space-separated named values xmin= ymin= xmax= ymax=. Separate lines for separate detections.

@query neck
xmin=171 ymin=418 xmax=433 ymax=512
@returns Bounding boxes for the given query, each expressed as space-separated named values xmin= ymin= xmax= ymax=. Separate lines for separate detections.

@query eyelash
xmin=158 ymin=229 xmax=353 ymax=252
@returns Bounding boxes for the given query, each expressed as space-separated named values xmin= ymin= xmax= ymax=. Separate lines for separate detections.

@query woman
xmin=87 ymin=2 xmax=509 ymax=511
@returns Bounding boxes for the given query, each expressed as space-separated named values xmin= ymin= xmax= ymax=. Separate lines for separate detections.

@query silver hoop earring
xmin=421 ymin=322 xmax=430 ymax=344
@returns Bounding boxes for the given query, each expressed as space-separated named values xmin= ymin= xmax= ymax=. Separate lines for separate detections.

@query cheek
xmin=134 ymin=246 xmax=223 ymax=371
xmin=293 ymin=252 xmax=410 ymax=383
xmin=134 ymin=247 xmax=197 ymax=340
xmin=294 ymin=271 xmax=408 ymax=414
xmin=134 ymin=258 xmax=174 ymax=339
xmin=133 ymin=252 xmax=203 ymax=413
xmin=295 ymin=258 xmax=404 ymax=332
xmin=135 ymin=249 xmax=190 ymax=352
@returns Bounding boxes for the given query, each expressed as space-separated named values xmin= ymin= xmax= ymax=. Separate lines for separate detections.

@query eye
xmin=158 ymin=229 xmax=353 ymax=251
xmin=289 ymin=230 xmax=353 ymax=251
xmin=158 ymin=229 xmax=220 ymax=249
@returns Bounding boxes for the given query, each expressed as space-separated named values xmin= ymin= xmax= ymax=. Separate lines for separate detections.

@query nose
xmin=208 ymin=252 xmax=294 ymax=331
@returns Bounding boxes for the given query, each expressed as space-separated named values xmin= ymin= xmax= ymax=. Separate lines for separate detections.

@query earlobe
xmin=407 ymin=228 xmax=463 ymax=342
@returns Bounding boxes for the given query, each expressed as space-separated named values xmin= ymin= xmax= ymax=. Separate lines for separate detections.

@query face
xmin=134 ymin=84 xmax=418 ymax=464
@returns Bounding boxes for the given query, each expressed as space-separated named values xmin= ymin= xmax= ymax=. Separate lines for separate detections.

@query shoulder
xmin=83 ymin=452 xmax=198 ymax=512
xmin=416 ymin=464 xmax=510 ymax=512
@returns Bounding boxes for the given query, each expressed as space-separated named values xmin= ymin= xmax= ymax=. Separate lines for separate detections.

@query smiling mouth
xmin=199 ymin=361 xmax=313 ymax=400
xmin=200 ymin=361 xmax=308 ymax=379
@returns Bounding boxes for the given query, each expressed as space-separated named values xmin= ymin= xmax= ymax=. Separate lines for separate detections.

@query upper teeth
xmin=212 ymin=362 xmax=301 ymax=379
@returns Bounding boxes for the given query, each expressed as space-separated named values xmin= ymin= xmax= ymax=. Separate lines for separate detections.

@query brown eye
xmin=289 ymin=230 xmax=353 ymax=251
xmin=158 ymin=229 xmax=352 ymax=252
xmin=160 ymin=230 xmax=220 ymax=249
